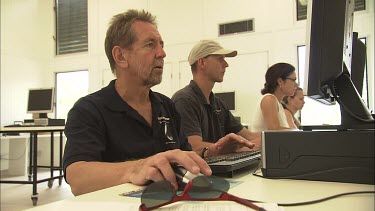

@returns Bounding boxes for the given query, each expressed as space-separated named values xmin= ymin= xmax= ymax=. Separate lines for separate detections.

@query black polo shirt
xmin=172 ymin=80 xmax=243 ymax=143
xmin=63 ymin=80 xmax=191 ymax=174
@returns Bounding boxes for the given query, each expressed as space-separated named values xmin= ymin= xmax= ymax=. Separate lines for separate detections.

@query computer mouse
xmin=173 ymin=166 xmax=203 ymax=184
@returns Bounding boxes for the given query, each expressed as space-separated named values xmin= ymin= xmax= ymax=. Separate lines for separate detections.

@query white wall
xmin=1 ymin=0 xmax=55 ymax=125
xmin=1 ymin=0 xmax=374 ymax=126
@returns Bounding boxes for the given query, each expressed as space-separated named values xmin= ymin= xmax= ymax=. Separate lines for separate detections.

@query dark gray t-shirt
xmin=172 ymin=80 xmax=243 ymax=143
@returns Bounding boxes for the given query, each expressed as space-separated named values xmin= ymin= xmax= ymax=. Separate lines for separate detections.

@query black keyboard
xmin=205 ymin=150 xmax=261 ymax=175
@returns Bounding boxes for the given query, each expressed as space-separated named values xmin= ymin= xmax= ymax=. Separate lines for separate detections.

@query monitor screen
xmin=304 ymin=0 xmax=373 ymax=129
xmin=27 ymin=88 xmax=54 ymax=116
xmin=215 ymin=91 xmax=235 ymax=110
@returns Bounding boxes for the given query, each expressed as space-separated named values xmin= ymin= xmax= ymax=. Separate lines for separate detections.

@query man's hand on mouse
xmin=126 ymin=149 xmax=212 ymax=190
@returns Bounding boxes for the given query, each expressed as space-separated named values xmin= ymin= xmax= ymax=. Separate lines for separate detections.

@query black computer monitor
xmin=304 ymin=0 xmax=374 ymax=129
xmin=214 ymin=91 xmax=235 ymax=110
xmin=350 ymin=32 xmax=367 ymax=97
xmin=27 ymin=88 xmax=54 ymax=118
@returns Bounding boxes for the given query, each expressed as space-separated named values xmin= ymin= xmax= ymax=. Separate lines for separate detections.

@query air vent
xmin=219 ymin=19 xmax=254 ymax=36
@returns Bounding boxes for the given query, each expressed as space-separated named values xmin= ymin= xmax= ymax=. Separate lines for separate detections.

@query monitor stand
xmin=333 ymin=72 xmax=375 ymax=130
xmin=38 ymin=113 xmax=48 ymax=118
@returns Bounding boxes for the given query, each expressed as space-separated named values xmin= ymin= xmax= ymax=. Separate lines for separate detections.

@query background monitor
xmin=350 ymin=32 xmax=367 ymax=97
xmin=27 ymin=88 xmax=54 ymax=118
xmin=215 ymin=91 xmax=235 ymax=110
xmin=304 ymin=0 xmax=373 ymax=129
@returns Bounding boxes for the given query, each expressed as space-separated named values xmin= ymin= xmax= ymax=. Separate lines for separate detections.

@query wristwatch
xmin=201 ymin=147 xmax=209 ymax=158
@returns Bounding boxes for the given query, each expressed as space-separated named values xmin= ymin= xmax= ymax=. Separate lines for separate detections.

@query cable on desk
xmin=252 ymin=166 xmax=375 ymax=180
xmin=252 ymin=160 xmax=262 ymax=175
xmin=249 ymin=162 xmax=375 ymax=206
xmin=246 ymin=191 xmax=375 ymax=206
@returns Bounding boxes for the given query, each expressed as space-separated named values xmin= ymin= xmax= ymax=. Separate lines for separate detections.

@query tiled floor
xmin=0 ymin=170 xmax=74 ymax=211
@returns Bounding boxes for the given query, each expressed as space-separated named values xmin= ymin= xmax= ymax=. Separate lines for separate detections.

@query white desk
xmin=0 ymin=126 xmax=65 ymax=206
xmin=23 ymin=166 xmax=374 ymax=211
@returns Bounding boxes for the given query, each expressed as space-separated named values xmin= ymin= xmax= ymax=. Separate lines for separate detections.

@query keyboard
xmin=204 ymin=150 xmax=261 ymax=176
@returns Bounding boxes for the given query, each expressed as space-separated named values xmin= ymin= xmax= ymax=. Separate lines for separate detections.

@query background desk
xmin=1 ymin=134 xmax=66 ymax=176
xmin=0 ymin=126 xmax=65 ymax=206
xmin=23 ymin=166 xmax=374 ymax=211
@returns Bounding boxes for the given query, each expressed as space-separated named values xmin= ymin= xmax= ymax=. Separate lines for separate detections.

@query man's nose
xmin=156 ymin=45 xmax=166 ymax=58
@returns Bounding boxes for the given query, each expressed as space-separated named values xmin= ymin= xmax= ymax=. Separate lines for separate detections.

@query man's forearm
xmin=187 ymin=135 xmax=215 ymax=157
xmin=66 ymin=160 xmax=138 ymax=196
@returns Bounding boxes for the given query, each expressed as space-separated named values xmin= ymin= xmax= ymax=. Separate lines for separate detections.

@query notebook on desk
xmin=204 ymin=150 xmax=261 ymax=177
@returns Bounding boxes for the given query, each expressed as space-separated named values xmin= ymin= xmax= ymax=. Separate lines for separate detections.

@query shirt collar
xmin=188 ymin=80 xmax=216 ymax=106
xmin=101 ymin=80 xmax=163 ymax=112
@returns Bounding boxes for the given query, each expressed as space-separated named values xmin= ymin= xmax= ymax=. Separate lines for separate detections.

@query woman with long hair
xmin=251 ymin=63 xmax=298 ymax=132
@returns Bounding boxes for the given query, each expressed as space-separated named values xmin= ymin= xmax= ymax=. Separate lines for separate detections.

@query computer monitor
xmin=214 ymin=91 xmax=235 ymax=110
xmin=350 ymin=32 xmax=367 ymax=97
xmin=304 ymin=0 xmax=374 ymax=129
xmin=27 ymin=88 xmax=54 ymax=118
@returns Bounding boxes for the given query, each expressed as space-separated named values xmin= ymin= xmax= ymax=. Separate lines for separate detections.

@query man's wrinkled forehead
xmin=132 ymin=21 xmax=163 ymax=44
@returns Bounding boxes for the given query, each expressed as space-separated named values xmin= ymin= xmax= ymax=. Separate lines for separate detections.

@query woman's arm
xmin=284 ymin=109 xmax=297 ymax=129
xmin=260 ymin=95 xmax=290 ymax=130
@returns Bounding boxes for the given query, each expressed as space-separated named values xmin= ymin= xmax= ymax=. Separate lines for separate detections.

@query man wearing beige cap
xmin=172 ymin=40 xmax=261 ymax=159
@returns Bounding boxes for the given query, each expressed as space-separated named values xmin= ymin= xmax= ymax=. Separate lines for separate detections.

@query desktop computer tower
xmin=261 ymin=130 xmax=374 ymax=184
xmin=23 ymin=118 xmax=65 ymax=126
xmin=33 ymin=118 xmax=65 ymax=126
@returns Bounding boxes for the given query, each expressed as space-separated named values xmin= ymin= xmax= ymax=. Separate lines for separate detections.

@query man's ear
xmin=112 ymin=46 xmax=128 ymax=68
xmin=197 ymin=58 xmax=205 ymax=69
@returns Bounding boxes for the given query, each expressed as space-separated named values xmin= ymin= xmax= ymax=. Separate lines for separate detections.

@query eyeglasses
xmin=139 ymin=176 xmax=262 ymax=210
xmin=285 ymin=77 xmax=297 ymax=82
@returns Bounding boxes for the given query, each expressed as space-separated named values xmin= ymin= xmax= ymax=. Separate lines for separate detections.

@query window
xmin=297 ymin=45 xmax=305 ymax=86
xmin=55 ymin=0 xmax=88 ymax=55
xmin=296 ymin=0 xmax=366 ymax=21
xmin=296 ymin=0 xmax=308 ymax=21
xmin=55 ymin=71 xmax=88 ymax=120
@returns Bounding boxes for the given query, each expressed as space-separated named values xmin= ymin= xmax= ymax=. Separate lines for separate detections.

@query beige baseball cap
xmin=188 ymin=40 xmax=237 ymax=65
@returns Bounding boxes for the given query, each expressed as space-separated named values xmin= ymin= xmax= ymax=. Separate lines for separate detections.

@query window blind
xmin=56 ymin=0 xmax=88 ymax=55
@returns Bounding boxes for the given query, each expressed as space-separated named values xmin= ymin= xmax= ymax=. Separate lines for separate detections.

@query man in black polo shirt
xmin=172 ymin=40 xmax=260 ymax=158
xmin=63 ymin=10 xmax=211 ymax=196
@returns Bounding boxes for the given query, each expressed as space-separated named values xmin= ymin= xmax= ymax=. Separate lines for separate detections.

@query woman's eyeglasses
xmin=285 ymin=77 xmax=297 ymax=82
xmin=139 ymin=176 xmax=265 ymax=211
